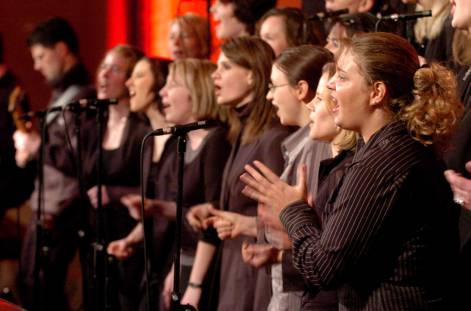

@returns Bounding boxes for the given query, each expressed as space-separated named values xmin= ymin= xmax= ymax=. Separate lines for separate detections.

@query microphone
xmin=19 ymin=98 xmax=119 ymax=119
xmin=379 ymin=10 xmax=432 ymax=21
xmin=308 ymin=9 xmax=349 ymax=21
xmin=149 ymin=120 xmax=216 ymax=136
xmin=67 ymin=98 xmax=118 ymax=111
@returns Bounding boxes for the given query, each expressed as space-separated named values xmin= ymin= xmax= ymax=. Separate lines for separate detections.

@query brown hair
xmin=275 ymin=45 xmax=333 ymax=99
xmin=103 ymin=44 xmax=144 ymax=78
xmin=452 ymin=30 xmax=471 ymax=66
xmin=171 ymin=14 xmax=210 ymax=59
xmin=221 ymin=36 xmax=276 ymax=144
xmin=170 ymin=58 xmax=227 ymax=123
xmin=341 ymin=32 xmax=463 ymax=154
xmin=139 ymin=57 xmax=170 ymax=110
xmin=256 ymin=8 xmax=324 ymax=47
xmin=219 ymin=0 xmax=276 ymax=35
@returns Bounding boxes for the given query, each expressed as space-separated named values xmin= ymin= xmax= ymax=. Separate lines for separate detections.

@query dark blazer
xmin=282 ymin=121 xmax=460 ymax=310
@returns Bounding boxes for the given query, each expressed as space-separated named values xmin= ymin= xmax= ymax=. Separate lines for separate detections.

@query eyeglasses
xmin=268 ymin=83 xmax=290 ymax=92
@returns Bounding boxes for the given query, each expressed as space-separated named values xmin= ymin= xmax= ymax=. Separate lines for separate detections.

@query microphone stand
xmin=170 ymin=132 xmax=196 ymax=311
xmin=140 ymin=121 xmax=213 ymax=311
xmin=92 ymin=100 xmax=110 ymax=311
xmin=33 ymin=111 xmax=47 ymax=311
xmin=71 ymin=107 xmax=91 ymax=311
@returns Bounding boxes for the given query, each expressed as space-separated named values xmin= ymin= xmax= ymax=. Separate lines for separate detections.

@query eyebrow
xmin=336 ymin=66 xmax=346 ymax=74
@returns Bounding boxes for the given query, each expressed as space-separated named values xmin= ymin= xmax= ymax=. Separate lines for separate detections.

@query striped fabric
xmin=280 ymin=120 xmax=460 ymax=310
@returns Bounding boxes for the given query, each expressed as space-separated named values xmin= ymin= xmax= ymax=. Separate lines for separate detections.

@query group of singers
xmin=1 ymin=0 xmax=471 ymax=310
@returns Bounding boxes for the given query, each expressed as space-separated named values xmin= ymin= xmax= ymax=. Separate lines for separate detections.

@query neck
xmin=146 ymin=104 xmax=167 ymax=130
xmin=187 ymin=128 xmax=209 ymax=150
xmin=63 ymin=54 xmax=78 ymax=74
xmin=297 ymin=105 xmax=311 ymax=127
xmin=109 ymin=98 xmax=130 ymax=121
xmin=330 ymin=132 xmax=344 ymax=157
xmin=360 ymin=109 xmax=393 ymax=143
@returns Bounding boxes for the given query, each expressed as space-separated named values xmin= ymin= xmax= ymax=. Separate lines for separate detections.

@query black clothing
xmin=20 ymin=62 xmax=93 ymax=311
xmin=209 ymin=113 xmax=292 ymax=311
xmin=282 ymin=121 xmax=460 ymax=310
xmin=0 ymin=70 xmax=34 ymax=216
xmin=81 ymin=111 xmax=150 ymax=311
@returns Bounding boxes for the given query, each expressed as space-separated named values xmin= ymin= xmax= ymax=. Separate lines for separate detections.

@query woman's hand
xmin=13 ymin=129 xmax=40 ymax=167
xmin=445 ymin=161 xmax=471 ymax=211
xmin=121 ymin=194 xmax=177 ymax=220
xmin=241 ymin=241 xmax=280 ymax=268
xmin=186 ymin=203 xmax=214 ymax=231
xmin=107 ymin=238 xmax=134 ymax=260
xmin=240 ymin=161 xmax=307 ymax=216
xmin=181 ymin=285 xmax=201 ymax=310
xmin=205 ymin=206 xmax=257 ymax=240
xmin=162 ymin=266 xmax=174 ymax=310
xmin=87 ymin=185 xmax=110 ymax=209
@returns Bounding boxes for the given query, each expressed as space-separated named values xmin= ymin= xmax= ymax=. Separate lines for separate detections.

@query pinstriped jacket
xmin=281 ymin=120 xmax=460 ymax=311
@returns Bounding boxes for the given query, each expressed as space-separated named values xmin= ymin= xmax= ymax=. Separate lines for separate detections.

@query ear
xmin=359 ymin=0 xmax=374 ymax=12
xmin=54 ymin=41 xmax=69 ymax=58
xmin=369 ymin=81 xmax=387 ymax=108
xmin=247 ymin=71 xmax=254 ymax=87
xmin=295 ymin=80 xmax=310 ymax=102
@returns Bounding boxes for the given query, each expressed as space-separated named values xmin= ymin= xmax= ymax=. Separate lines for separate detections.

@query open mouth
xmin=214 ymin=85 xmax=222 ymax=97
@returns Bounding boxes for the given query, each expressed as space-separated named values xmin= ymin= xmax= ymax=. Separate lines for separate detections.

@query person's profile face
xmin=325 ymin=0 xmax=364 ymax=13
xmin=307 ymin=72 xmax=340 ymax=142
xmin=259 ymin=15 xmax=290 ymax=57
xmin=96 ymin=50 xmax=130 ymax=100
xmin=211 ymin=0 xmax=246 ymax=40
xmin=327 ymin=50 xmax=373 ymax=134
xmin=30 ymin=43 xmax=65 ymax=84
xmin=168 ymin=22 xmax=200 ymax=60
xmin=450 ymin=0 xmax=471 ymax=31
xmin=212 ymin=52 xmax=254 ymax=107
xmin=126 ymin=59 xmax=155 ymax=113
xmin=159 ymin=71 xmax=195 ymax=125
xmin=266 ymin=64 xmax=301 ymax=126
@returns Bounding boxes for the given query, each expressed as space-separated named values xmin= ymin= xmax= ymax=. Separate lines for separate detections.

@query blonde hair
xmin=414 ymin=0 xmax=450 ymax=44
xmin=452 ymin=30 xmax=471 ymax=65
xmin=171 ymin=14 xmax=210 ymax=59
xmin=169 ymin=58 xmax=227 ymax=123
xmin=343 ymin=32 xmax=463 ymax=154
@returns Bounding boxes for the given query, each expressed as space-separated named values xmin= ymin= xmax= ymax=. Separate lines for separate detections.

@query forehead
xmin=135 ymin=59 xmax=152 ymax=72
xmin=30 ymin=44 xmax=54 ymax=56
xmin=270 ymin=64 xmax=287 ymax=81
xmin=103 ymin=51 xmax=129 ymax=67
xmin=337 ymin=50 xmax=355 ymax=70
xmin=326 ymin=0 xmax=362 ymax=9
xmin=217 ymin=51 xmax=230 ymax=63
xmin=261 ymin=15 xmax=285 ymax=31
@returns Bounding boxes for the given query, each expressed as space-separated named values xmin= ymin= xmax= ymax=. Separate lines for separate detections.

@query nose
xmin=33 ymin=60 xmax=41 ymax=72
xmin=125 ymin=77 xmax=132 ymax=89
xmin=170 ymin=35 xmax=181 ymax=47
xmin=159 ymin=84 xmax=167 ymax=98
xmin=266 ymin=88 xmax=273 ymax=101
xmin=210 ymin=1 xmax=218 ymax=14
xmin=327 ymin=75 xmax=336 ymax=91
xmin=211 ymin=69 xmax=220 ymax=81
xmin=306 ymin=99 xmax=314 ymax=112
